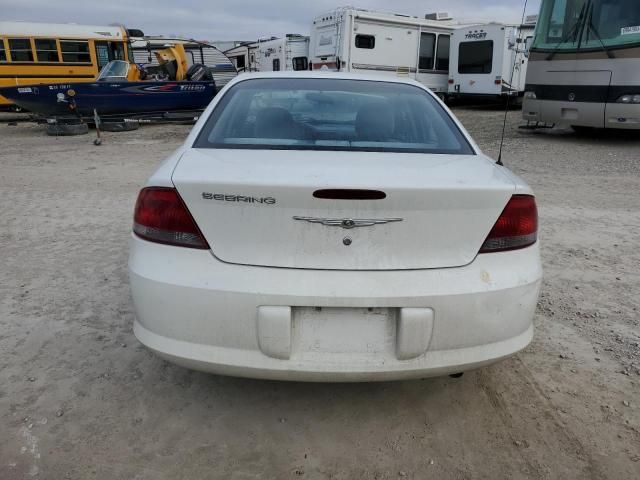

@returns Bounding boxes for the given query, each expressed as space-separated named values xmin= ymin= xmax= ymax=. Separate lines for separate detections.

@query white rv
xmin=309 ymin=9 xmax=460 ymax=96
xmin=224 ymin=35 xmax=310 ymax=72
xmin=448 ymin=20 xmax=536 ymax=100
xmin=224 ymin=42 xmax=259 ymax=72
xmin=255 ymin=34 xmax=310 ymax=71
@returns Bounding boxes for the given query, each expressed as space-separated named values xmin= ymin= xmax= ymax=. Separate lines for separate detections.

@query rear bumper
xmin=129 ymin=235 xmax=542 ymax=382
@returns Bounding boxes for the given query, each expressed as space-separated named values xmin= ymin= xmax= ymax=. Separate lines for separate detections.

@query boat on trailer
xmin=0 ymin=43 xmax=217 ymax=120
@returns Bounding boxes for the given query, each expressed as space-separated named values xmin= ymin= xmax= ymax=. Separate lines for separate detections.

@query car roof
xmin=231 ymin=71 xmax=429 ymax=89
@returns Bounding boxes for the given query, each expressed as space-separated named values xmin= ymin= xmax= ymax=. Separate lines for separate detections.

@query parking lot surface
xmin=1 ymin=109 xmax=639 ymax=479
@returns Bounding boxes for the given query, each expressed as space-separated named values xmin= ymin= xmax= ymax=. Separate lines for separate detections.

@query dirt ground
xmin=0 ymin=107 xmax=638 ymax=480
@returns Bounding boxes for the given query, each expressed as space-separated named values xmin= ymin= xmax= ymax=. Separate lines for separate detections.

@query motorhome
xmin=309 ymin=9 xmax=460 ymax=96
xmin=131 ymin=38 xmax=237 ymax=88
xmin=523 ymin=0 xmax=640 ymax=130
xmin=255 ymin=34 xmax=310 ymax=71
xmin=0 ymin=21 xmax=139 ymax=109
xmin=448 ymin=20 xmax=536 ymax=100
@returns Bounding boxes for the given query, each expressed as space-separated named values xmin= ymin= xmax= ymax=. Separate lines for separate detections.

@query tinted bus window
xmin=0 ymin=40 xmax=6 ymax=62
xmin=419 ymin=33 xmax=435 ymax=69
xmin=35 ymin=39 xmax=59 ymax=62
xmin=61 ymin=41 xmax=91 ymax=63
xmin=9 ymin=38 xmax=34 ymax=62
xmin=458 ymin=41 xmax=494 ymax=74
xmin=436 ymin=35 xmax=450 ymax=70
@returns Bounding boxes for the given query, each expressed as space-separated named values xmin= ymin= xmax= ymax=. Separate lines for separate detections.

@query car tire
xmin=46 ymin=122 xmax=89 ymax=136
xmin=100 ymin=121 xmax=140 ymax=132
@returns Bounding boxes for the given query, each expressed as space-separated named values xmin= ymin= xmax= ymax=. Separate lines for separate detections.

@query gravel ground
xmin=0 ymin=108 xmax=638 ymax=480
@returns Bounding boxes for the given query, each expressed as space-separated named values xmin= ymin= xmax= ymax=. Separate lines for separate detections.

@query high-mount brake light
xmin=479 ymin=195 xmax=538 ymax=253
xmin=133 ymin=187 xmax=209 ymax=249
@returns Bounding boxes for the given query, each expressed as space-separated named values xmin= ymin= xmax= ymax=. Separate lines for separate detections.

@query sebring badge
xmin=293 ymin=216 xmax=403 ymax=229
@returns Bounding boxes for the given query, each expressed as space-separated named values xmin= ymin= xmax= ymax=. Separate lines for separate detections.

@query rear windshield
xmin=194 ymin=78 xmax=474 ymax=155
xmin=458 ymin=41 xmax=494 ymax=74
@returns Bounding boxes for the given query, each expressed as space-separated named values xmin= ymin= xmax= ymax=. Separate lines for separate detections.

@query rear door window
xmin=458 ymin=40 xmax=494 ymax=74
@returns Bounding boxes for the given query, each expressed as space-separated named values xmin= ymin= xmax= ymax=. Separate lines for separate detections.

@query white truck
xmin=448 ymin=20 xmax=536 ymax=101
xmin=309 ymin=8 xmax=461 ymax=97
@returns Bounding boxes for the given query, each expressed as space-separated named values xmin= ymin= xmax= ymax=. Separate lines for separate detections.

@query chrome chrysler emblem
xmin=293 ymin=216 xmax=403 ymax=229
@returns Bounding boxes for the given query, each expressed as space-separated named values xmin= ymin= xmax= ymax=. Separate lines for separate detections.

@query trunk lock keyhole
xmin=343 ymin=237 xmax=352 ymax=246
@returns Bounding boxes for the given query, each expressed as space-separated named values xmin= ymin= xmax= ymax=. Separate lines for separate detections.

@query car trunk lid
xmin=172 ymin=149 xmax=516 ymax=270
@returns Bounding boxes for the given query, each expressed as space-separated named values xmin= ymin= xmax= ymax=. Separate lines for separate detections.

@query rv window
xmin=0 ymin=41 xmax=6 ymax=62
xmin=235 ymin=55 xmax=246 ymax=70
xmin=458 ymin=41 xmax=494 ymax=74
xmin=35 ymin=39 xmax=59 ymax=62
xmin=60 ymin=41 xmax=91 ymax=63
xmin=435 ymin=35 xmax=450 ymax=71
xmin=355 ymin=35 xmax=375 ymax=49
xmin=419 ymin=33 xmax=436 ymax=70
xmin=273 ymin=58 xmax=281 ymax=71
xmin=292 ymin=56 xmax=308 ymax=71
xmin=8 ymin=39 xmax=34 ymax=62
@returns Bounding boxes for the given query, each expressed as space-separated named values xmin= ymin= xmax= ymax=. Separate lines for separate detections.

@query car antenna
xmin=497 ymin=0 xmax=530 ymax=166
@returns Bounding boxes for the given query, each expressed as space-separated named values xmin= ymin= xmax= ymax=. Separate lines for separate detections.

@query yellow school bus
xmin=0 ymin=21 xmax=139 ymax=109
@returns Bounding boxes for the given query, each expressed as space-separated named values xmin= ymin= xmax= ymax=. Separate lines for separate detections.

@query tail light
xmin=133 ymin=187 xmax=209 ymax=249
xmin=480 ymin=195 xmax=538 ymax=253
xmin=448 ymin=79 xmax=454 ymax=84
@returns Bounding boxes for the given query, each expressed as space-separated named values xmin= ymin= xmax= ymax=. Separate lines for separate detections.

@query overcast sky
xmin=4 ymin=0 xmax=541 ymax=41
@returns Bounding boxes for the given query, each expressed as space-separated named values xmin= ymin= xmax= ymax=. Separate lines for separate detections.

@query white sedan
xmin=129 ymin=72 xmax=542 ymax=382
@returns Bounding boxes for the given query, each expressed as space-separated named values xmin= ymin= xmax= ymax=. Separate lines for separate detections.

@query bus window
xmin=95 ymin=42 xmax=110 ymax=69
xmin=0 ymin=40 xmax=6 ymax=62
xmin=35 ymin=39 xmax=59 ymax=62
xmin=8 ymin=38 xmax=34 ymax=62
xmin=61 ymin=40 xmax=91 ymax=63
xmin=419 ymin=33 xmax=436 ymax=70
xmin=532 ymin=0 xmax=588 ymax=50
xmin=459 ymin=41 xmax=494 ymax=74
xmin=112 ymin=42 xmax=125 ymax=60
xmin=435 ymin=35 xmax=450 ymax=71
xmin=273 ymin=58 xmax=280 ymax=71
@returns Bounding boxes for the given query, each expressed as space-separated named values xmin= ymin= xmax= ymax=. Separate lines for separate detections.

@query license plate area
xmin=291 ymin=307 xmax=396 ymax=362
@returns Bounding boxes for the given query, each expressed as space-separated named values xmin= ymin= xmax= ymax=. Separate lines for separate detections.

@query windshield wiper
xmin=584 ymin=4 xmax=616 ymax=58
xmin=546 ymin=2 xmax=589 ymax=60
